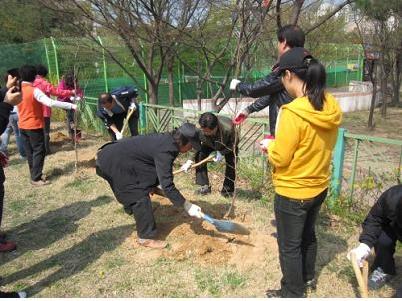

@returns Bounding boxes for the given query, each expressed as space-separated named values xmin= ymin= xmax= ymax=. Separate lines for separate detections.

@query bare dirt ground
xmin=0 ymin=111 xmax=401 ymax=297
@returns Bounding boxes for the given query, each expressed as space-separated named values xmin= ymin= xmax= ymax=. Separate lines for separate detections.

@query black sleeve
xmin=246 ymin=95 xmax=273 ymax=114
xmin=0 ymin=87 xmax=7 ymax=102
xmin=0 ymin=102 xmax=13 ymax=134
xmin=359 ymin=193 xmax=388 ymax=248
xmin=154 ymin=151 xmax=186 ymax=207
xmin=236 ymin=71 xmax=284 ymax=99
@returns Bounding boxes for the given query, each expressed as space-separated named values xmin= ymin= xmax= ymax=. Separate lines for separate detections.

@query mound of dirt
xmin=51 ymin=132 xmax=71 ymax=143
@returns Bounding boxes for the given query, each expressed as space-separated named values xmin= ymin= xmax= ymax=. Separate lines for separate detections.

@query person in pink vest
xmin=33 ymin=65 xmax=75 ymax=155
xmin=57 ymin=72 xmax=83 ymax=141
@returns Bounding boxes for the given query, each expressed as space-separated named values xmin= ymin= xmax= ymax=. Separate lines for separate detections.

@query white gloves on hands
xmin=184 ymin=201 xmax=203 ymax=219
xmin=230 ymin=79 xmax=241 ymax=91
xmin=180 ymin=159 xmax=193 ymax=173
xmin=213 ymin=151 xmax=223 ymax=162
xmin=70 ymin=96 xmax=81 ymax=102
xmin=71 ymin=104 xmax=78 ymax=111
xmin=115 ymin=131 xmax=123 ymax=140
xmin=259 ymin=137 xmax=274 ymax=153
xmin=347 ymin=243 xmax=371 ymax=267
xmin=129 ymin=102 xmax=137 ymax=110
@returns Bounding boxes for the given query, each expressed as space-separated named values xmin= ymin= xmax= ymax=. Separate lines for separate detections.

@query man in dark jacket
xmin=96 ymin=123 xmax=204 ymax=249
xmin=96 ymin=86 xmax=139 ymax=141
xmin=195 ymin=112 xmax=238 ymax=197
xmin=348 ymin=184 xmax=402 ymax=296
xmin=0 ymin=75 xmax=27 ymax=298
xmin=230 ymin=25 xmax=305 ymax=135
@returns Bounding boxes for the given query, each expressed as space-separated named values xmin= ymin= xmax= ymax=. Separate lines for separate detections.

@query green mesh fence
xmin=0 ymin=37 xmax=364 ymax=107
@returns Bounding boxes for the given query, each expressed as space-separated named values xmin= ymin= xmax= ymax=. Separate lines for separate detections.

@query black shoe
xmin=305 ymin=278 xmax=317 ymax=292
xmin=196 ymin=185 xmax=211 ymax=195
xmin=221 ymin=190 xmax=234 ymax=198
xmin=0 ymin=291 xmax=27 ymax=298
xmin=266 ymin=289 xmax=282 ymax=298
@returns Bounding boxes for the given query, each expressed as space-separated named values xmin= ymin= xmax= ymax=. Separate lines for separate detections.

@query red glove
xmin=233 ymin=112 xmax=248 ymax=125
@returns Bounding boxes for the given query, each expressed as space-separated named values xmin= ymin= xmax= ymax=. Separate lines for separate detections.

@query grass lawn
xmin=0 ymin=107 xmax=401 ymax=297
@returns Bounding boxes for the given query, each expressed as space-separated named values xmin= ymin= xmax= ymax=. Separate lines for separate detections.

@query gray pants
xmin=0 ymin=113 xmax=25 ymax=157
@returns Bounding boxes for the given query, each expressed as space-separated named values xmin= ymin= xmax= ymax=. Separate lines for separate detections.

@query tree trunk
xmin=196 ymin=77 xmax=202 ymax=111
xmin=391 ymin=49 xmax=401 ymax=106
xmin=148 ymin=81 xmax=158 ymax=105
xmin=368 ymin=61 xmax=377 ymax=129
xmin=167 ymin=62 xmax=175 ymax=107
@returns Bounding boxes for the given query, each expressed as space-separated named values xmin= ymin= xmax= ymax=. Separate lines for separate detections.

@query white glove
xmin=70 ymin=96 xmax=81 ymax=102
xmin=347 ymin=243 xmax=371 ymax=267
xmin=180 ymin=159 xmax=193 ymax=173
xmin=259 ymin=138 xmax=274 ymax=153
xmin=230 ymin=79 xmax=241 ymax=91
xmin=213 ymin=151 xmax=223 ymax=162
xmin=115 ymin=132 xmax=123 ymax=140
xmin=129 ymin=102 xmax=137 ymax=110
xmin=184 ymin=201 xmax=203 ymax=219
xmin=71 ymin=104 xmax=78 ymax=111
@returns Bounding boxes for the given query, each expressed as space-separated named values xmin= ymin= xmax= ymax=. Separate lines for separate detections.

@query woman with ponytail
xmin=265 ymin=47 xmax=342 ymax=298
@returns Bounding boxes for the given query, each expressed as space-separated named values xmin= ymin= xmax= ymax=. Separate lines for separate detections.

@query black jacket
xmin=96 ymin=133 xmax=185 ymax=207
xmin=200 ymin=115 xmax=238 ymax=155
xmin=236 ymin=65 xmax=292 ymax=135
xmin=359 ymin=184 xmax=402 ymax=248
xmin=96 ymin=97 xmax=139 ymax=131
xmin=0 ymin=88 xmax=14 ymax=184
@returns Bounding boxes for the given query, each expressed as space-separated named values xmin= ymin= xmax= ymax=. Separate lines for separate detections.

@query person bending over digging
xmin=95 ymin=123 xmax=204 ymax=249
xmin=194 ymin=112 xmax=238 ymax=198
xmin=264 ymin=48 xmax=342 ymax=297
xmin=96 ymin=86 xmax=139 ymax=141
xmin=347 ymin=184 xmax=402 ymax=297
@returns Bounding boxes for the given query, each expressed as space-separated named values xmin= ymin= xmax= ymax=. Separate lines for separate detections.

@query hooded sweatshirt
xmin=267 ymin=92 xmax=342 ymax=199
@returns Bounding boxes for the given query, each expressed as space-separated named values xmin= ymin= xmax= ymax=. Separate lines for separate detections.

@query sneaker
xmin=221 ymin=190 xmax=234 ymax=198
xmin=0 ymin=291 xmax=27 ymax=298
xmin=137 ymin=238 xmax=167 ymax=249
xmin=31 ymin=178 xmax=50 ymax=186
xmin=368 ymin=267 xmax=393 ymax=290
xmin=266 ymin=289 xmax=282 ymax=298
xmin=0 ymin=240 xmax=16 ymax=252
xmin=196 ymin=185 xmax=211 ymax=195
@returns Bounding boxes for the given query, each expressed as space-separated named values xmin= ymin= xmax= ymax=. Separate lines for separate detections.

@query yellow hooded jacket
xmin=267 ymin=93 xmax=342 ymax=200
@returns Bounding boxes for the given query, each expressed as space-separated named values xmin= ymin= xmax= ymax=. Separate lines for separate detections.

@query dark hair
xmin=289 ymin=58 xmax=326 ymax=111
xmin=98 ymin=93 xmax=113 ymax=106
xmin=64 ymin=71 xmax=77 ymax=89
xmin=199 ymin=112 xmax=218 ymax=130
xmin=172 ymin=129 xmax=189 ymax=148
xmin=19 ymin=65 xmax=37 ymax=82
xmin=4 ymin=68 xmax=20 ymax=84
xmin=36 ymin=64 xmax=48 ymax=77
xmin=277 ymin=25 xmax=305 ymax=48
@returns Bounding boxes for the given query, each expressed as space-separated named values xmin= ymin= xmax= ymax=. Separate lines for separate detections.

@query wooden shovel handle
xmin=173 ymin=154 xmax=215 ymax=175
xmin=121 ymin=108 xmax=135 ymax=136
xmin=351 ymin=253 xmax=369 ymax=298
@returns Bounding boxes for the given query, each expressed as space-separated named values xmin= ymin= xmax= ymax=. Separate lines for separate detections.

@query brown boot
xmin=0 ymin=240 xmax=16 ymax=252
xmin=137 ymin=238 xmax=167 ymax=249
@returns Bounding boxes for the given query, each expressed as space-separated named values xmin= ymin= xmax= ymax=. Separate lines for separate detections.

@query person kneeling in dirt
xmin=96 ymin=86 xmax=139 ymax=141
xmin=95 ymin=123 xmax=204 ymax=249
xmin=348 ymin=184 xmax=402 ymax=297
xmin=194 ymin=112 xmax=238 ymax=198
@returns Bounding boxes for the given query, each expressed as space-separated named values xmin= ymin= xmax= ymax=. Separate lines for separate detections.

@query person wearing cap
xmin=347 ymin=184 xmax=402 ymax=296
xmin=194 ymin=112 xmax=239 ymax=197
xmin=95 ymin=123 xmax=203 ymax=249
xmin=264 ymin=47 xmax=342 ymax=297
xmin=230 ymin=25 xmax=305 ymax=136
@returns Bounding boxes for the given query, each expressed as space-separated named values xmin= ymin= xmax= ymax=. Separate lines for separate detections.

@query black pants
xmin=20 ymin=129 xmax=45 ymax=181
xmin=43 ymin=117 xmax=51 ymax=155
xmin=66 ymin=109 xmax=75 ymax=137
xmin=195 ymin=145 xmax=236 ymax=193
xmin=96 ymin=165 xmax=156 ymax=239
xmin=372 ymin=228 xmax=398 ymax=275
xmin=0 ymin=166 xmax=4 ymax=228
xmin=108 ymin=114 xmax=139 ymax=141
xmin=274 ymin=189 xmax=327 ymax=298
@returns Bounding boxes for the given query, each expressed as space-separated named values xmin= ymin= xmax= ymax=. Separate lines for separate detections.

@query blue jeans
xmin=274 ymin=189 xmax=327 ymax=297
xmin=0 ymin=113 xmax=25 ymax=157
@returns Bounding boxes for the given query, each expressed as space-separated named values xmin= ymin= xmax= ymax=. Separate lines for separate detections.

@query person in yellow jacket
xmin=263 ymin=47 xmax=342 ymax=298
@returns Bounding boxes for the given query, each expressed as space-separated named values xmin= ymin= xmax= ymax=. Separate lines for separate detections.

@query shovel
xmin=350 ymin=253 xmax=369 ymax=298
xmin=173 ymin=154 xmax=215 ymax=175
xmin=121 ymin=107 xmax=136 ymax=136
xmin=150 ymin=186 xmax=250 ymax=236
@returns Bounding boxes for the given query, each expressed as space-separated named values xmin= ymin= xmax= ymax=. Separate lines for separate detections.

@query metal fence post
xmin=139 ymin=103 xmax=147 ymax=134
xmin=330 ymin=128 xmax=346 ymax=202
xmin=97 ymin=36 xmax=109 ymax=92
xmin=178 ymin=62 xmax=182 ymax=104
xmin=50 ymin=36 xmax=60 ymax=81
xmin=43 ymin=38 xmax=52 ymax=78
xmin=349 ymin=138 xmax=361 ymax=203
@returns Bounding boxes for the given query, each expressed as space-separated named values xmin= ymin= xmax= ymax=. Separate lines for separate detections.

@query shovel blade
xmin=203 ymin=214 xmax=250 ymax=235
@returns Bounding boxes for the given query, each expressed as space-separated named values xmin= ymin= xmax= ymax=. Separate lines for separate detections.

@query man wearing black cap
xmin=348 ymin=184 xmax=402 ymax=296
xmin=95 ymin=123 xmax=203 ymax=249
